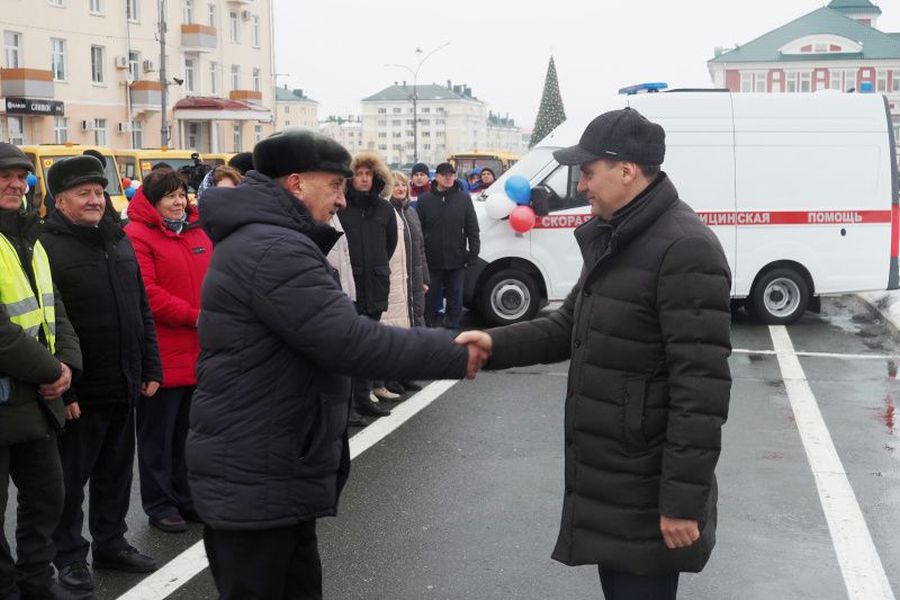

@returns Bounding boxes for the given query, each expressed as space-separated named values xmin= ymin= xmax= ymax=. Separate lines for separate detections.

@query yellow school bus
xmin=20 ymin=144 xmax=126 ymax=214
xmin=448 ymin=151 xmax=520 ymax=177
xmin=204 ymin=152 xmax=235 ymax=167
xmin=113 ymin=148 xmax=201 ymax=182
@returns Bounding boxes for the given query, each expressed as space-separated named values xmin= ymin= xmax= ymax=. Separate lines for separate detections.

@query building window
xmin=876 ymin=70 xmax=888 ymax=93
xmin=230 ymin=64 xmax=239 ymax=89
xmin=742 ymin=70 xmax=755 ymax=91
xmin=94 ymin=119 xmax=107 ymax=146
xmin=4 ymin=31 xmax=21 ymax=68
xmin=183 ymin=0 xmax=193 ymax=24
xmin=252 ymin=67 xmax=260 ymax=92
xmin=51 ymin=38 xmax=66 ymax=81
xmin=392 ymin=107 xmax=401 ymax=114
xmin=829 ymin=69 xmax=842 ymax=91
xmin=421 ymin=107 xmax=430 ymax=113
xmin=53 ymin=117 xmax=68 ymax=144
xmin=391 ymin=119 xmax=401 ymax=126
xmin=184 ymin=57 xmax=195 ymax=92
xmin=48 ymin=0 xmax=63 ymax=6
xmin=254 ymin=125 xmax=262 ymax=143
xmin=90 ymin=45 xmax=105 ymax=84
xmin=229 ymin=11 xmax=239 ymax=42
xmin=187 ymin=122 xmax=199 ymax=148
xmin=207 ymin=3 xmax=216 ymax=27
xmin=283 ymin=105 xmax=290 ymax=114
xmin=844 ymin=69 xmax=858 ymax=91
xmin=377 ymin=119 xmax=385 ymax=126
xmin=892 ymin=71 xmax=900 ymax=93
xmin=209 ymin=61 xmax=217 ymax=94
xmin=785 ymin=72 xmax=797 ymax=93
xmin=232 ymin=123 xmax=242 ymax=151
xmin=7 ymin=116 xmax=24 ymax=145
xmin=799 ymin=72 xmax=811 ymax=93
xmin=89 ymin=0 xmax=102 ymax=13
xmin=126 ymin=50 xmax=140 ymax=82
xmin=251 ymin=15 xmax=260 ymax=48
xmin=378 ymin=132 xmax=387 ymax=138
xmin=131 ymin=120 xmax=143 ymax=148
xmin=754 ymin=73 xmax=766 ymax=93
xmin=377 ymin=108 xmax=386 ymax=114
xmin=126 ymin=0 xmax=139 ymax=21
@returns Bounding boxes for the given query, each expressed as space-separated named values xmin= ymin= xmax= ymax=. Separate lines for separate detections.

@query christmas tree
xmin=530 ymin=56 xmax=567 ymax=148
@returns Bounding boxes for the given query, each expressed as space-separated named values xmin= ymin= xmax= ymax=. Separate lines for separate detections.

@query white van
xmin=464 ymin=89 xmax=899 ymax=325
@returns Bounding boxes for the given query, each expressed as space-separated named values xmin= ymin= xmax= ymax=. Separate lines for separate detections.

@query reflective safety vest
xmin=0 ymin=233 xmax=56 ymax=354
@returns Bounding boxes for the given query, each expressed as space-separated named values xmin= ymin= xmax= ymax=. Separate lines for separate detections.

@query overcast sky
xmin=273 ymin=1 xmax=900 ymax=130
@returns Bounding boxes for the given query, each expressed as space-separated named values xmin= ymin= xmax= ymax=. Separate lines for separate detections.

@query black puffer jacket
xmin=338 ymin=185 xmax=397 ymax=315
xmin=40 ymin=211 xmax=161 ymax=406
xmin=416 ymin=180 xmax=480 ymax=270
xmin=188 ymin=171 xmax=468 ymax=530
xmin=486 ymin=174 xmax=731 ymax=575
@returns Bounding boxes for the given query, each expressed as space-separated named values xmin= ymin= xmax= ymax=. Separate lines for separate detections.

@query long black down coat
xmin=416 ymin=180 xmax=480 ymax=270
xmin=486 ymin=174 xmax=731 ymax=575
xmin=188 ymin=171 xmax=469 ymax=530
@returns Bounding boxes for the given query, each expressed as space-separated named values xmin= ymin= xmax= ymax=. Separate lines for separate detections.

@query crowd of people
xmin=0 ymin=110 xmax=730 ymax=600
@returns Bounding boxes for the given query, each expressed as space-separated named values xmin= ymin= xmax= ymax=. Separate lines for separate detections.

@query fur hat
xmin=47 ymin=156 xmax=108 ymax=196
xmin=253 ymin=129 xmax=352 ymax=179
xmin=0 ymin=143 xmax=33 ymax=171
xmin=350 ymin=151 xmax=393 ymax=199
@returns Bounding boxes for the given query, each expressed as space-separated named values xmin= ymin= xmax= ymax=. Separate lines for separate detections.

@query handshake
xmin=455 ymin=331 xmax=493 ymax=379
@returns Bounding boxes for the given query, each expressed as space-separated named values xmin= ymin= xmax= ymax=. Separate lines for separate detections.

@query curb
xmin=857 ymin=291 xmax=900 ymax=334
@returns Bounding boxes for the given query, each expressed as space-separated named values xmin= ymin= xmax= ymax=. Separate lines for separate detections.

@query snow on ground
xmin=858 ymin=291 xmax=900 ymax=332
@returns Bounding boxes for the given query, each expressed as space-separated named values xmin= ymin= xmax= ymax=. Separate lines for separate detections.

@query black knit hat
xmin=227 ymin=151 xmax=254 ymax=175
xmin=411 ymin=162 xmax=429 ymax=176
xmin=554 ymin=108 xmax=665 ymax=167
xmin=47 ymin=156 xmax=108 ymax=196
xmin=0 ymin=143 xmax=33 ymax=171
xmin=253 ymin=129 xmax=352 ymax=179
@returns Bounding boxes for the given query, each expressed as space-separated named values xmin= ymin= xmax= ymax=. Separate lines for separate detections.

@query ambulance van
xmin=465 ymin=90 xmax=899 ymax=325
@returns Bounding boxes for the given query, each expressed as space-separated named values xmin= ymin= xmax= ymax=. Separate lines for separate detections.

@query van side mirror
xmin=530 ymin=185 xmax=551 ymax=216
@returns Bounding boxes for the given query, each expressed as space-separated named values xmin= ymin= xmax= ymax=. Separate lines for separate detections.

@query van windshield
xmin=45 ymin=155 xmax=123 ymax=195
xmin=477 ymin=147 xmax=556 ymax=200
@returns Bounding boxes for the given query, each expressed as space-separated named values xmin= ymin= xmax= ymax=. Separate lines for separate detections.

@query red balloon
xmin=122 ymin=177 xmax=132 ymax=189
xmin=509 ymin=205 xmax=536 ymax=233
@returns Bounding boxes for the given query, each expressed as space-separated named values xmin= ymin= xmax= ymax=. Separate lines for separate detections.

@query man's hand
xmin=660 ymin=515 xmax=700 ymax=549
xmin=39 ymin=362 xmax=72 ymax=400
xmin=65 ymin=401 xmax=81 ymax=421
xmin=141 ymin=381 xmax=161 ymax=397
xmin=455 ymin=330 xmax=493 ymax=379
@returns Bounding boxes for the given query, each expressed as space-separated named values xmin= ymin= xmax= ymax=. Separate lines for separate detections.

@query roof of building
xmin=274 ymin=86 xmax=317 ymax=103
xmin=709 ymin=5 xmax=900 ymax=63
xmin=827 ymin=0 xmax=882 ymax=15
xmin=362 ymin=83 xmax=483 ymax=103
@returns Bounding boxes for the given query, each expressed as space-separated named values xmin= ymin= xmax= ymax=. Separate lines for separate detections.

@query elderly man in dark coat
xmin=189 ymin=130 xmax=479 ymax=600
xmin=40 ymin=155 xmax=163 ymax=593
xmin=457 ymin=109 xmax=731 ymax=600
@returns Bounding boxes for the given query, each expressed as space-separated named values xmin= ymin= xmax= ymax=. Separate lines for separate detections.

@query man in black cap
xmin=188 ymin=129 xmax=482 ymax=599
xmin=40 ymin=155 xmax=163 ymax=593
xmin=456 ymin=108 xmax=731 ymax=600
xmin=416 ymin=161 xmax=480 ymax=329
xmin=0 ymin=143 xmax=83 ymax=599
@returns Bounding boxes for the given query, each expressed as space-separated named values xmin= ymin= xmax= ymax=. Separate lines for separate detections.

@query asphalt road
xmin=5 ymin=295 xmax=900 ymax=599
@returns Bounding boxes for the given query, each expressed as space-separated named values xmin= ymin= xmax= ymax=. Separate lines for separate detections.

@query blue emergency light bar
xmin=618 ymin=82 xmax=669 ymax=95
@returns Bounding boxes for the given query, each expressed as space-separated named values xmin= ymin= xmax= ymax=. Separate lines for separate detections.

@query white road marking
xmin=769 ymin=326 xmax=896 ymax=600
xmin=734 ymin=348 xmax=900 ymax=361
xmin=116 ymin=379 xmax=460 ymax=600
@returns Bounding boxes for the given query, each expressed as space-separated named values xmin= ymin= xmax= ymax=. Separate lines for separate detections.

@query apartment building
xmin=708 ymin=0 xmax=900 ymax=149
xmin=485 ymin=111 xmax=527 ymax=156
xmin=274 ymin=85 xmax=318 ymax=130
xmin=318 ymin=115 xmax=364 ymax=154
xmin=0 ymin=0 xmax=274 ymax=152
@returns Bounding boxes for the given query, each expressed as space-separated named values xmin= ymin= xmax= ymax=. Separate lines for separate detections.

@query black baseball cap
xmin=435 ymin=162 xmax=456 ymax=175
xmin=553 ymin=108 xmax=665 ymax=167
xmin=0 ymin=143 xmax=33 ymax=171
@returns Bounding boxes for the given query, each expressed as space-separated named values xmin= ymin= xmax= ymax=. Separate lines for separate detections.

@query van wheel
xmin=748 ymin=268 xmax=810 ymax=325
xmin=479 ymin=269 xmax=540 ymax=326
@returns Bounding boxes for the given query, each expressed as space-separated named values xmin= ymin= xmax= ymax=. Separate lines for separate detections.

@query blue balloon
xmin=504 ymin=175 xmax=531 ymax=205
xmin=125 ymin=186 xmax=136 ymax=199
xmin=26 ymin=173 xmax=37 ymax=187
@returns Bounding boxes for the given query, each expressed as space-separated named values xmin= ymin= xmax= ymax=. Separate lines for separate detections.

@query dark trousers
xmin=598 ymin=567 xmax=679 ymax=600
xmin=53 ymin=404 xmax=134 ymax=568
xmin=0 ymin=434 xmax=64 ymax=598
xmin=425 ymin=268 xmax=465 ymax=329
xmin=204 ymin=521 xmax=322 ymax=600
xmin=136 ymin=387 xmax=193 ymax=520
xmin=351 ymin=311 xmax=380 ymax=405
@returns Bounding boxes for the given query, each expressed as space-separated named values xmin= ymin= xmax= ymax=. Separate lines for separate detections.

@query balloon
xmin=122 ymin=177 xmax=132 ymax=189
xmin=484 ymin=193 xmax=516 ymax=220
xmin=130 ymin=180 xmax=140 ymax=189
xmin=26 ymin=173 xmax=37 ymax=187
xmin=509 ymin=205 xmax=536 ymax=233
xmin=504 ymin=175 xmax=531 ymax=205
xmin=125 ymin=186 xmax=136 ymax=199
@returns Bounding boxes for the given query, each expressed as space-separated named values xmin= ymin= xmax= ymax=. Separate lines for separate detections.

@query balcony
xmin=130 ymin=80 xmax=162 ymax=112
xmin=181 ymin=24 xmax=217 ymax=52
xmin=229 ymin=90 xmax=263 ymax=102
xmin=0 ymin=68 xmax=54 ymax=98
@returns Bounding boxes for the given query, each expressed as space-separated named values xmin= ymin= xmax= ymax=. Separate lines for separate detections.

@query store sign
xmin=5 ymin=97 xmax=65 ymax=116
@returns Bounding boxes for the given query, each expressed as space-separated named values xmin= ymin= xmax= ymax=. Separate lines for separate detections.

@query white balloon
xmin=484 ymin=193 xmax=515 ymax=220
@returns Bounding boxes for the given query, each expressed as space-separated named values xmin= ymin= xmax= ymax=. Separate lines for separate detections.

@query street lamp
xmin=386 ymin=42 xmax=450 ymax=164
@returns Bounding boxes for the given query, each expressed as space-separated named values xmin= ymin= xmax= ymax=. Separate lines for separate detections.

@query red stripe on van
xmin=892 ymin=205 xmax=900 ymax=257
xmin=532 ymin=210 xmax=892 ymax=229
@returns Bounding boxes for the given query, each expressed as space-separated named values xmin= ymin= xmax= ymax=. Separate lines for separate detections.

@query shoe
xmin=93 ymin=546 xmax=158 ymax=573
xmin=57 ymin=561 xmax=94 ymax=592
xmin=400 ymin=380 xmax=422 ymax=391
xmin=385 ymin=381 xmax=405 ymax=395
xmin=179 ymin=508 xmax=203 ymax=523
xmin=348 ymin=411 xmax=372 ymax=427
xmin=372 ymin=386 xmax=400 ymax=400
xmin=149 ymin=514 xmax=188 ymax=533
xmin=355 ymin=397 xmax=391 ymax=417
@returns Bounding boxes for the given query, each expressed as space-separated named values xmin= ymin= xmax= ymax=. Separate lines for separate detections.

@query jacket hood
xmin=200 ymin=170 xmax=341 ymax=253
xmin=349 ymin=151 xmax=393 ymax=199
xmin=126 ymin=187 xmax=200 ymax=233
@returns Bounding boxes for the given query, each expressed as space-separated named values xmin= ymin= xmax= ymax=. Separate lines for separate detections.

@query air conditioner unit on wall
xmin=142 ymin=59 xmax=157 ymax=73
xmin=241 ymin=10 xmax=252 ymax=20
xmin=117 ymin=122 xmax=132 ymax=133
xmin=114 ymin=56 xmax=129 ymax=69
xmin=80 ymin=119 xmax=95 ymax=132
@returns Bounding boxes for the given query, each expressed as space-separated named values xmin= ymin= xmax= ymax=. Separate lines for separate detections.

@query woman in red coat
xmin=125 ymin=168 xmax=212 ymax=533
